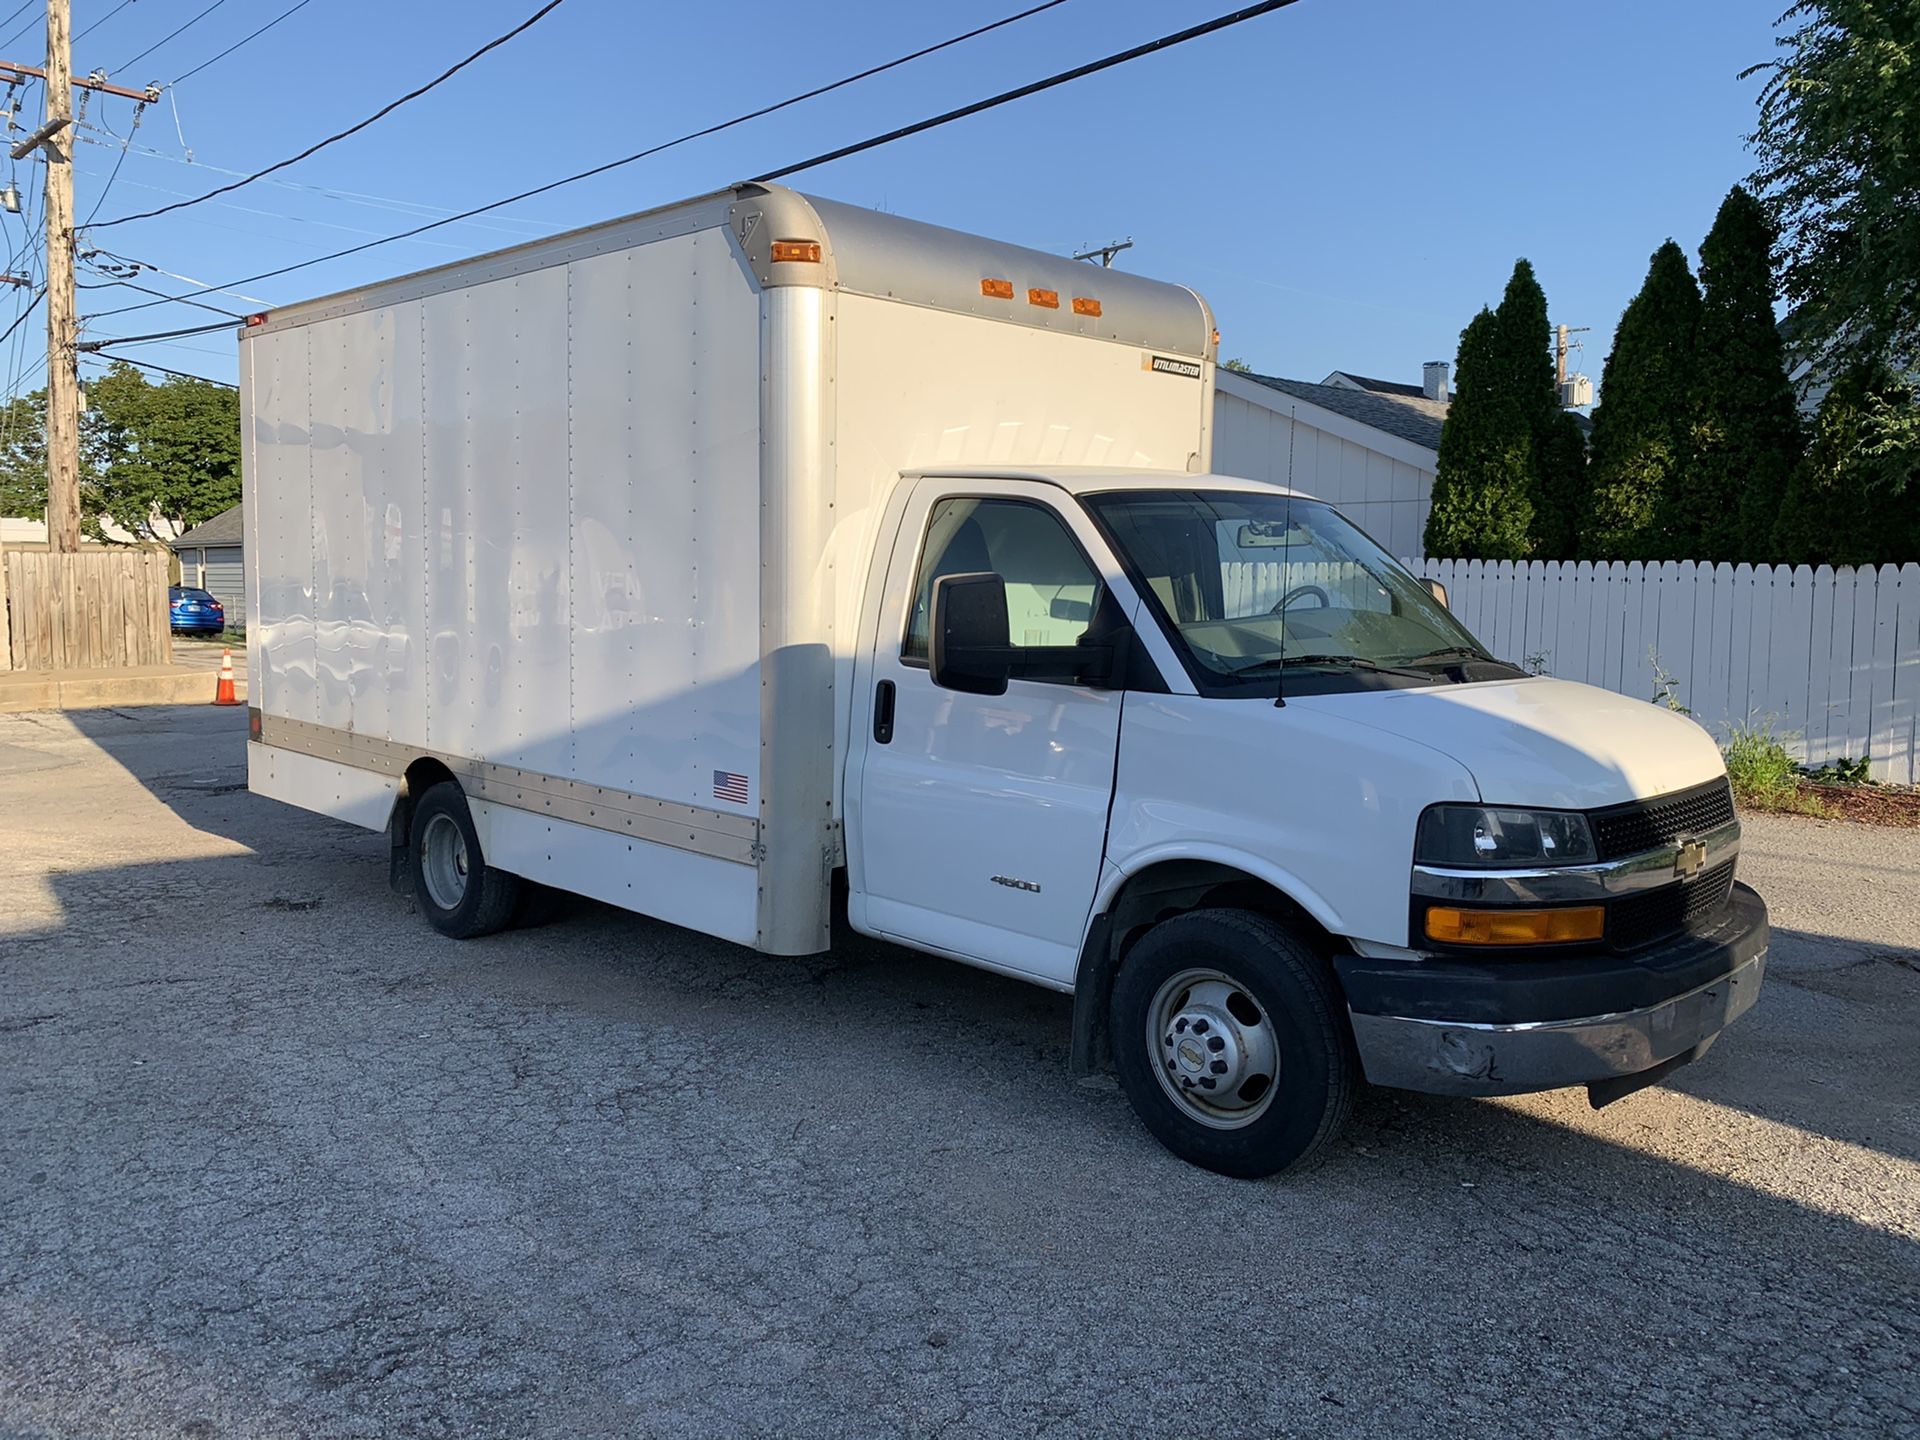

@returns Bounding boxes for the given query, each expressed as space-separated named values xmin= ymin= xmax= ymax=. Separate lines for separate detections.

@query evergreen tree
xmin=1492 ymin=258 xmax=1584 ymax=559
xmin=1583 ymin=241 xmax=1701 ymax=559
xmin=1682 ymin=186 xmax=1802 ymax=560
xmin=1532 ymin=410 xmax=1589 ymax=561
xmin=1773 ymin=363 xmax=1920 ymax=566
xmin=1425 ymin=308 xmax=1534 ymax=559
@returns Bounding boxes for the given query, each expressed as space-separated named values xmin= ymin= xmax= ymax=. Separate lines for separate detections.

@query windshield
xmin=1083 ymin=490 xmax=1513 ymax=695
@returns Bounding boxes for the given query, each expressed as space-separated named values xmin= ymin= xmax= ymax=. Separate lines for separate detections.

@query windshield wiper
xmin=1234 ymin=653 xmax=1435 ymax=679
xmin=1400 ymin=645 xmax=1493 ymax=667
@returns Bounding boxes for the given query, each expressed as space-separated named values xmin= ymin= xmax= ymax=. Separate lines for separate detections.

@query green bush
xmin=1723 ymin=718 xmax=1822 ymax=814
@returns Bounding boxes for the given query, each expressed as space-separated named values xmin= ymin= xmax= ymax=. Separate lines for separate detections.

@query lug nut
xmin=1175 ymin=1019 xmax=1188 ymax=1034
xmin=1206 ymin=1035 xmax=1225 ymax=1052
xmin=1209 ymin=1059 xmax=1229 ymax=1075
xmin=1192 ymin=1019 xmax=1210 ymax=1034
xmin=1164 ymin=1033 xmax=1174 ymax=1047
xmin=1199 ymin=1077 xmax=1217 ymax=1089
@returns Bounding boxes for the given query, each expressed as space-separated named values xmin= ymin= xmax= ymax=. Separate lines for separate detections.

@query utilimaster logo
xmin=1145 ymin=354 xmax=1203 ymax=379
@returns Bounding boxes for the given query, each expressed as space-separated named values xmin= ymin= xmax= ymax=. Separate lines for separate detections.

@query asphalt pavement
xmin=1 ymin=704 xmax=1916 ymax=1438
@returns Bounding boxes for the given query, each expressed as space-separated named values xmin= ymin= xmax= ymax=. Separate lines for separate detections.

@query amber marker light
xmin=980 ymin=278 xmax=1014 ymax=299
xmin=1028 ymin=287 xmax=1060 ymax=309
xmin=770 ymin=240 xmax=822 ymax=263
xmin=1424 ymin=906 xmax=1605 ymax=946
xmin=1071 ymin=297 xmax=1102 ymax=317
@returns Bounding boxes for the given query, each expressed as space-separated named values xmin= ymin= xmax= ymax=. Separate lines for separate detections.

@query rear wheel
xmin=409 ymin=781 xmax=520 ymax=939
xmin=1111 ymin=908 xmax=1353 ymax=1178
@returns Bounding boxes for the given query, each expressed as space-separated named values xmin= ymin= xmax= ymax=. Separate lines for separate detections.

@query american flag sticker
xmin=713 ymin=770 xmax=750 ymax=805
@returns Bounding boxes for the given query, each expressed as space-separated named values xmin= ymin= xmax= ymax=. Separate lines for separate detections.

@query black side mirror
xmin=1423 ymin=577 xmax=1449 ymax=609
xmin=930 ymin=572 xmax=1011 ymax=695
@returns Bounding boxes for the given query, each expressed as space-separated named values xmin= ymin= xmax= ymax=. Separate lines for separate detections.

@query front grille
xmin=1608 ymin=859 xmax=1736 ymax=951
xmin=1591 ymin=778 xmax=1735 ymax=859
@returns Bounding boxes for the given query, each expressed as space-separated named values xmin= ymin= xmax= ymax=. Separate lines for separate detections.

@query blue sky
xmin=1 ymin=0 xmax=1783 ymax=396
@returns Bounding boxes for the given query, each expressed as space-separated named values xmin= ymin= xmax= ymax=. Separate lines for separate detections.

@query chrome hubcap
xmin=1147 ymin=968 xmax=1280 ymax=1129
xmin=420 ymin=813 xmax=470 ymax=911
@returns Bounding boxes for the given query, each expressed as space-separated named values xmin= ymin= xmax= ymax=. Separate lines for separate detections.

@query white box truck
xmin=243 ymin=184 xmax=1767 ymax=1176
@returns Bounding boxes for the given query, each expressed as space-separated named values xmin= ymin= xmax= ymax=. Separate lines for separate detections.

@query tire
xmin=1110 ymin=908 xmax=1354 ymax=1179
xmin=408 ymin=781 xmax=521 ymax=939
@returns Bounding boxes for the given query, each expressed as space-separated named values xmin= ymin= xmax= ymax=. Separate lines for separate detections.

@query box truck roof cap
xmin=238 ymin=183 xmax=1215 ymax=361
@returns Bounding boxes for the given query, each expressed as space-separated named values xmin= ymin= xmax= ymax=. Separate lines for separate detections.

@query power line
xmin=751 ymin=0 xmax=1302 ymax=181
xmin=93 ymin=0 xmax=571 ymax=228
xmin=81 ymin=97 xmax=144 ymax=224
xmin=114 ymin=0 xmax=228 ymax=77
xmin=169 ymin=0 xmax=313 ymax=85
xmin=74 ymin=313 xmax=232 ymax=349
xmin=82 ymin=348 xmax=232 ymax=385
xmin=77 ymin=273 xmax=242 ymax=317
xmin=83 ymin=0 xmax=1084 ymax=310
xmin=75 ymin=0 xmax=138 ymax=44
xmin=0 ymin=282 xmax=42 ymax=346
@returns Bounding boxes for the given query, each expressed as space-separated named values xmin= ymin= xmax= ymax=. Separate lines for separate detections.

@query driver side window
xmin=902 ymin=498 xmax=1102 ymax=666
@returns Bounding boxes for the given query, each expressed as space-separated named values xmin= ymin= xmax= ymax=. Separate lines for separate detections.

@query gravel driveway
xmin=2 ymin=705 xmax=1915 ymax=1438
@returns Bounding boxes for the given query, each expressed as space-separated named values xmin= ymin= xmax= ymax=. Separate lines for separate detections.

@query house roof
xmin=170 ymin=503 xmax=242 ymax=549
xmin=1321 ymin=369 xmax=1427 ymax=399
xmin=1236 ymin=372 xmax=1448 ymax=453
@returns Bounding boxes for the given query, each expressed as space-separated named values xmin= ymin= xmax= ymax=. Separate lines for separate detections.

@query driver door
xmin=850 ymin=480 xmax=1130 ymax=986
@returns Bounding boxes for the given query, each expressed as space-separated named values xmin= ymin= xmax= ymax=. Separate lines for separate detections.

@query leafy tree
xmin=1425 ymin=307 xmax=1534 ymax=558
xmin=1492 ymin=258 xmax=1583 ymax=558
xmin=1583 ymin=241 xmax=1701 ymax=559
xmin=1221 ymin=357 xmax=1253 ymax=373
xmin=1773 ymin=362 xmax=1920 ymax=566
xmin=1746 ymin=0 xmax=1920 ymax=382
xmin=1682 ymin=186 xmax=1803 ymax=561
xmin=0 ymin=362 xmax=239 ymax=541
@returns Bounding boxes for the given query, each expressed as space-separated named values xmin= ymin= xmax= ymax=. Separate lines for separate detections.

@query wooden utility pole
xmin=41 ymin=0 xmax=78 ymax=553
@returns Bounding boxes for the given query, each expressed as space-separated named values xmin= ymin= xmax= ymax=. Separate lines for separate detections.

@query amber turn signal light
xmin=1424 ymin=905 xmax=1605 ymax=946
xmin=770 ymin=240 xmax=822 ymax=263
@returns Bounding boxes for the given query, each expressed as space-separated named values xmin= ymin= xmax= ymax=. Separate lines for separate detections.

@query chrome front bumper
xmin=1339 ymin=882 xmax=1770 ymax=1100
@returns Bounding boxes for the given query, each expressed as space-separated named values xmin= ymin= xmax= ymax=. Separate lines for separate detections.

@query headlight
xmin=1416 ymin=805 xmax=1596 ymax=868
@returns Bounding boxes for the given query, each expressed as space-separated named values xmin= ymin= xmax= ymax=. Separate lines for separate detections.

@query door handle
xmin=873 ymin=679 xmax=896 ymax=744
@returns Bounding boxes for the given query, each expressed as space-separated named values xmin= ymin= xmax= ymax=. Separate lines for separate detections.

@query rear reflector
xmin=1071 ymin=297 xmax=1102 ymax=317
xmin=980 ymin=278 xmax=1014 ymax=300
xmin=770 ymin=240 xmax=822 ymax=263
xmin=244 ymin=313 xmax=268 ymax=327
xmin=1028 ymin=288 xmax=1059 ymax=309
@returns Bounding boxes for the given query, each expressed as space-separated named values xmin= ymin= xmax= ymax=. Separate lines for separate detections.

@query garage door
xmin=202 ymin=546 xmax=245 ymax=627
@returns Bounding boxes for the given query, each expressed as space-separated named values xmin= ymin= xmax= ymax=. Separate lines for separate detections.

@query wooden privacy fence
xmin=1409 ymin=559 xmax=1920 ymax=784
xmin=2 ymin=549 xmax=173 ymax=671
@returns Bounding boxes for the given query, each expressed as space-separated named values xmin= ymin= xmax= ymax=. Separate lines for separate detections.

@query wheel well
xmin=1069 ymin=861 xmax=1339 ymax=1074
xmin=387 ymin=758 xmax=458 ymax=895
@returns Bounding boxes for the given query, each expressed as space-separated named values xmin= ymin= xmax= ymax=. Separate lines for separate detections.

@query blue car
xmin=169 ymin=585 xmax=226 ymax=635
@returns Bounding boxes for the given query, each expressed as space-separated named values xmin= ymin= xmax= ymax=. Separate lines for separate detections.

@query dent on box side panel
xmin=249 ymin=324 xmax=318 ymax=724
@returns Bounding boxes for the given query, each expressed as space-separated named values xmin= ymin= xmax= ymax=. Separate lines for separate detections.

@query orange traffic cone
xmin=213 ymin=647 xmax=241 ymax=706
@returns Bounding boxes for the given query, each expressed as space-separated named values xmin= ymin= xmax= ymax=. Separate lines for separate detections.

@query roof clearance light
xmin=980 ymin=278 xmax=1014 ymax=300
xmin=770 ymin=240 xmax=822 ymax=263
xmin=1028 ymin=288 xmax=1059 ymax=310
xmin=1071 ymin=297 xmax=1102 ymax=317
xmin=244 ymin=313 xmax=268 ymax=327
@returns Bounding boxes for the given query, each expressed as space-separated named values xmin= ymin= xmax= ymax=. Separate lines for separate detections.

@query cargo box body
xmin=243 ymin=183 xmax=1216 ymax=953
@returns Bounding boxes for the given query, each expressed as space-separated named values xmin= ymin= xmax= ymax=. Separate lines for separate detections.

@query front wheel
xmin=409 ymin=781 xmax=521 ymax=939
xmin=1111 ymin=909 xmax=1354 ymax=1178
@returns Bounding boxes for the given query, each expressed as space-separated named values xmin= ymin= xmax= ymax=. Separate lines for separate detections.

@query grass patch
xmin=1722 ymin=718 xmax=1827 ymax=817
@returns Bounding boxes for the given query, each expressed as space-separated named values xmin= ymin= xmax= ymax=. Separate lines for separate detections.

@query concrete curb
xmin=0 ymin=667 xmax=247 ymax=713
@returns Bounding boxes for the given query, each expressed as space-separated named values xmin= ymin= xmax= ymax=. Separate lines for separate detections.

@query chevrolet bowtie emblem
xmin=1674 ymin=839 xmax=1709 ymax=879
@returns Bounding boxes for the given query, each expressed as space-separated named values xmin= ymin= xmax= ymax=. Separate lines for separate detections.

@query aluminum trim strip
xmin=1411 ymin=817 xmax=1741 ymax=904
xmin=255 ymin=715 xmax=761 ymax=866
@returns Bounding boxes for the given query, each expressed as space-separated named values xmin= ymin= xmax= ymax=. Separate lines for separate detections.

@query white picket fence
xmin=1406 ymin=559 xmax=1920 ymax=783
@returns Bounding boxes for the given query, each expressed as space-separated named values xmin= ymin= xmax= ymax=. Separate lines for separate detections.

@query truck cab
xmin=844 ymin=467 xmax=1767 ymax=1177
